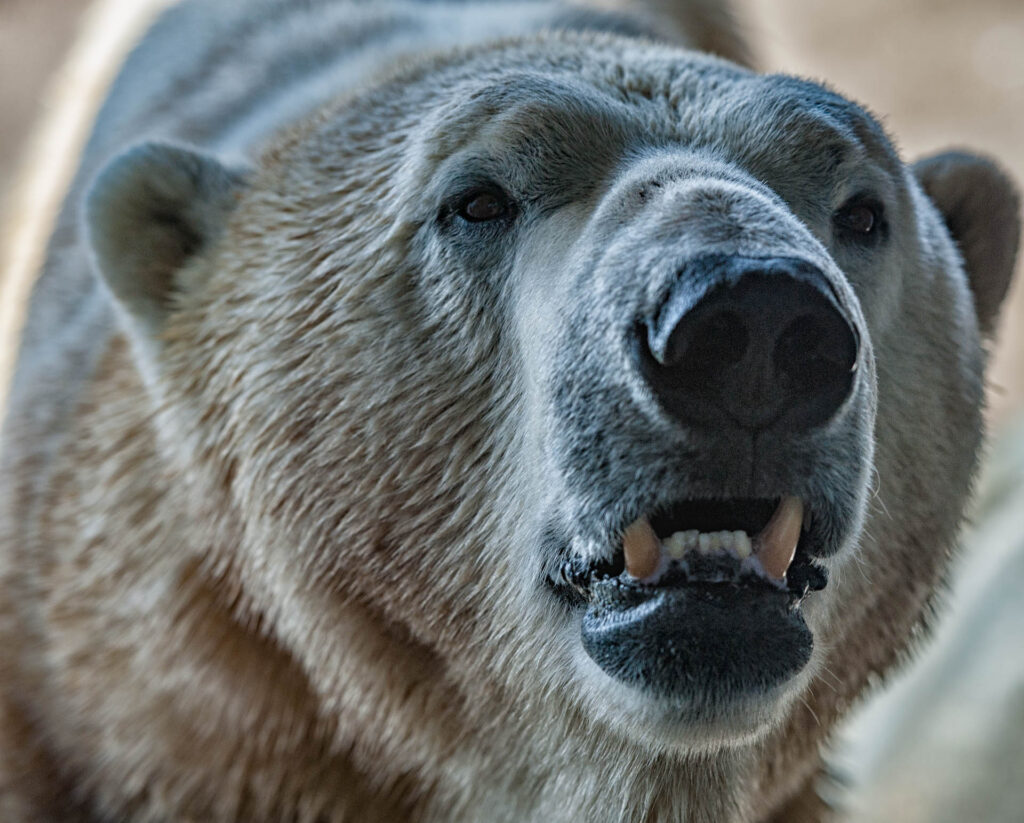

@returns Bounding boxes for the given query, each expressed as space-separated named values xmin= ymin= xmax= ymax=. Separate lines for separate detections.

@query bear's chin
xmin=577 ymin=656 xmax=815 ymax=752
xmin=570 ymin=581 xmax=819 ymax=750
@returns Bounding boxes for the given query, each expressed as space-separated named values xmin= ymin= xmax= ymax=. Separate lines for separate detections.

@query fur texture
xmin=0 ymin=1 xmax=1018 ymax=821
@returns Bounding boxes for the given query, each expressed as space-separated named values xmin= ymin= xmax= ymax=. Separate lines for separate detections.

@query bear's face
xmin=87 ymin=33 xmax=1019 ymax=754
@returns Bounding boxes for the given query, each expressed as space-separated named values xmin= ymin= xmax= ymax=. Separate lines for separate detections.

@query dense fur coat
xmin=0 ymin=1 xmax=1019 ymax=821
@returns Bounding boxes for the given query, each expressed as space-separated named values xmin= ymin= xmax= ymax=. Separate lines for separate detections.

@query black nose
xmin=637 ymin=255 xmax=859 ymax=431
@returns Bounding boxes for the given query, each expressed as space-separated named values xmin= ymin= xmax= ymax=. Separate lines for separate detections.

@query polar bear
xmin=0 ymin=0 xmax=1018 ymax=821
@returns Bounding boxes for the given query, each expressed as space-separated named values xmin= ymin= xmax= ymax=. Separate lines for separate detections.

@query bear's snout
xmin=636 ymin=254 xmax=860 ymax=432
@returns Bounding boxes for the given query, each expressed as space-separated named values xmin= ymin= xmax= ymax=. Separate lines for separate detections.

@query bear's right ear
xmin=85 ymin=142 xmax=248 ymax=369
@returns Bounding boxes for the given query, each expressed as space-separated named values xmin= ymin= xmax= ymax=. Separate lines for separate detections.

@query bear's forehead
xmin=385 ymin=51 xmax=898 ymax=202
xmin=274 ymin=34 xmax=901 ymax=214
xmin=398 ymin=39 xmax=894 ymax=175
xmin=429 ymin=72 xmax=870 ymax=152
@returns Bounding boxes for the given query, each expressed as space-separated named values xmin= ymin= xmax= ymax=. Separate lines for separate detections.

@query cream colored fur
xmin=0 ymin=2 xmax=1018 ymax=822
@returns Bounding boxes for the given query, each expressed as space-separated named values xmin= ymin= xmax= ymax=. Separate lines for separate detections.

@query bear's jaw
xmin=620 ymin=495 xmax=808 ymax=585
xmin=547 ymin=492 xmax=841 ymax=734
xmin=557 ymin=495 xmax=829 ymax=600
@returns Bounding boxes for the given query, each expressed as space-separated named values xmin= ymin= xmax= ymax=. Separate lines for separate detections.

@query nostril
xmin=667 ymin=310 xmax=749 ymax=372
xmin=776 ymin=315 xmax=825 ymax=378
xmin=773 ymin=310 xmax=859 ymax=415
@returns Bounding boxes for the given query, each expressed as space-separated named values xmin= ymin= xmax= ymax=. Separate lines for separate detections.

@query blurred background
xmin=1 ymin=0 xmax=1022 ymax=819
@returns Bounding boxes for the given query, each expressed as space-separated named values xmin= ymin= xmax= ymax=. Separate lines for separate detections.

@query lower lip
xmin=580 ymin=577 xmax=813 ymax=701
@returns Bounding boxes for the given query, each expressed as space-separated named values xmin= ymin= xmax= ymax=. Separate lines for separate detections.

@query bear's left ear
xmin=913 ymin=151 xmax=1020 ymax=337
xmin=85 ymin=142 xmax=249 ymax=371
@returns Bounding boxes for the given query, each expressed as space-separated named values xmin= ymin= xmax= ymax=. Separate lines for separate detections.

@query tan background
xmin=0 ymin=0 xmax=90 ymax=201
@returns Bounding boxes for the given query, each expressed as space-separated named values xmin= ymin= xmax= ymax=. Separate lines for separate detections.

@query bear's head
xmin=85 ymin=32 xmax=1019 ymax=764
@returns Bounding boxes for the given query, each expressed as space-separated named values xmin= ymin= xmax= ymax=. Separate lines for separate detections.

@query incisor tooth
xmin=667 ymin=532 xmax=687 ymax=560
xmin=623 ymin=517 xmax=661 ymax=578
xmin=733 ymin=531 xmax=752 ymax=559
xmin=753 ymin=496 xmax=803 ymax=580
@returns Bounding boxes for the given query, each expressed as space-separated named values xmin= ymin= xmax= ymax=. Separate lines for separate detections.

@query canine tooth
xmin=698 ymin=533 xmax=711 ymax=553
xmin=623 ymin=517 xmax=661 ymax=578
xmin=753 ymin=496 xmax=803 ymax=580
xmin=733 ymin=531 xmax=752 ymax=559
xmin=667 ymin=532 xmax=687 ymax=560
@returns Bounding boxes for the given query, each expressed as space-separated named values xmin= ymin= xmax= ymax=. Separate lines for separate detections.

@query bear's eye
xmin=455 ymin=188 xmax=513 ymax=223
xmin=834 ymin=199 xmax=885 ymax=244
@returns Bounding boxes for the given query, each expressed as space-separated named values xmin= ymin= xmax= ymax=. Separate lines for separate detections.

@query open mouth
xmin=553 ymin=496 xmax=830 ymax=706
xmin=560 ymin=496 xmax=828 ymax=600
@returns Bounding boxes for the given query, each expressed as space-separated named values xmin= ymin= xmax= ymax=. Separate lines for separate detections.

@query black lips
xmin=581 ymin=577 xmax=812 ymax=700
